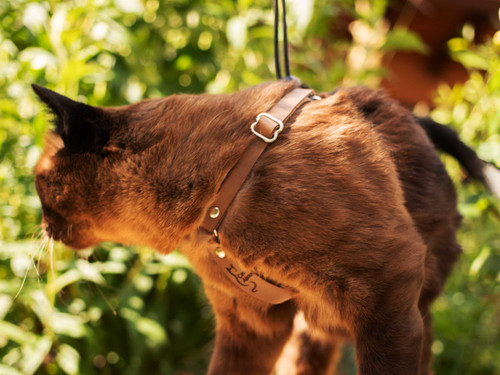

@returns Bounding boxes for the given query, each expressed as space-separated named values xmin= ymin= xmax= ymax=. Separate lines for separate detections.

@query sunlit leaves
xmin=120 ymin=307 xmax=167 ymax=344
xmin=56 ymin=344 xmax=80 ymax=375
xmin=382 ymin=27 xmax=428 ymax=54
xmin=429 ymin=20 xmax=500 ymax=374
xmin=227 ymin=16 xmax=247 ymax=50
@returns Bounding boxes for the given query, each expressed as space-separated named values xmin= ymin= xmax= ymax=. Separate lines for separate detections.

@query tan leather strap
xmin=198 ymin=87 xmax=314 ymax=305
xmin=204 ymin=234 xmax=296 ymax=304
xmin=201 ymin=88 xmax=314 ymax=235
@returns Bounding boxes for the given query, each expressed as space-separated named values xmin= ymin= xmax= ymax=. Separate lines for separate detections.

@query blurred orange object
xmin=381 ymin=0 xmax=499 ymax=107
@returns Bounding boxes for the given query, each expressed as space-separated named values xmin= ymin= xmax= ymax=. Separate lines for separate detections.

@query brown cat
xmin=32 ymin=79 xmax=499 ymax=375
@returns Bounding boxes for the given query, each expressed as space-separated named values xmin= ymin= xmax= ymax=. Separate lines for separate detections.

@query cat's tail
xmin=416 ymin=116 xmax=500 ymax=199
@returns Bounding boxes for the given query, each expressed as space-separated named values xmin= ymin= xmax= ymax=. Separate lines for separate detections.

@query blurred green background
xmin=0 ymin=0 xmax=499 ymax=374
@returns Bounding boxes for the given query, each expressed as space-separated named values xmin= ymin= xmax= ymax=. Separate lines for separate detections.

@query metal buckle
xmin=250 ymin=112 xmax=284 ymax=143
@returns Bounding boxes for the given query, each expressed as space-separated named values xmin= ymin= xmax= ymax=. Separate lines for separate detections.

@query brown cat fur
xmin=34 ymin=80 xmax=467 ymax=374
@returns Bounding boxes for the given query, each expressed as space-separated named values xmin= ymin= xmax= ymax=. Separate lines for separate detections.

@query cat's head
xmin=31 ymin=84 xmax=200 ymax=251
xmin=32 ymin=81 xmax=299 ymax=252
xmin=33 ymin=85 xmax=128 ymax=249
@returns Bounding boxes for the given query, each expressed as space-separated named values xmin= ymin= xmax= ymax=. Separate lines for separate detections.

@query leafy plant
xmin=429 ymin=23 xmax=500 ymax=375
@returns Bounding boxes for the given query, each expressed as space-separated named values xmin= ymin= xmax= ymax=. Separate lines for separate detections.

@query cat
xmin=32 ymin=79 xmax=500 ymax=375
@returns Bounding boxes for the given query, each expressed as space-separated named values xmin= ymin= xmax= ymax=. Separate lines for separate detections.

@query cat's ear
xmin=32 ymin=84 xmax=110 ymax=153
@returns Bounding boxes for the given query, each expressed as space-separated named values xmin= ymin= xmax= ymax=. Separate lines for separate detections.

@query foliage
xmin=429 ymin=24 xmax=500 ymax=374
xmin=0 ymin=0 xmax=498 ymax=374
xmin=0 ymin=243 xmax=212 ymax=375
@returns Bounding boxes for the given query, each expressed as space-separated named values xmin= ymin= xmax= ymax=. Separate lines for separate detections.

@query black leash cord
xmin=281 ymin=0 xmax=290 ymax=77
xmin=273 ymin=0 xmax=290 ymax=79
xmin=273 ymin=0 xmax=281 ymax=79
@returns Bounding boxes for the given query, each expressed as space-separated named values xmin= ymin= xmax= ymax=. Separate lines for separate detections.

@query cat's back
xmin=223 ymin=87 xmax=457 ymax=251
xmin=222 ymin=90 xmax=410 ymax=254
xmin=341 ymin=87 xmax=458 ymax=227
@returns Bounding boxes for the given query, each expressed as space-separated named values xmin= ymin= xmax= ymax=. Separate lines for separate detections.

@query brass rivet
xmin=215 ymin=248 xmax=226 ymax=258
xmin=209 ymin=206 xmax=220 ymax=219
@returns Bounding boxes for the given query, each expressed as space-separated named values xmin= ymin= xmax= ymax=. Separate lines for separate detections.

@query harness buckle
xmin=250 ymin=112 xmax=284 ymax=143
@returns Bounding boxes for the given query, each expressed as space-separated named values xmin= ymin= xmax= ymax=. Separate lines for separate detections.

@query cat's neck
xmin=162 ymin=81 xmax=302 ymax=196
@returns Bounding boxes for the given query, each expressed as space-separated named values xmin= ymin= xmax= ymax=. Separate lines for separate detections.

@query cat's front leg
xmin=205 ymin=286 xmax=296 ymax=375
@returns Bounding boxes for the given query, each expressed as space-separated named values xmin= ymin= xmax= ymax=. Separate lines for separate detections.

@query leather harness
xmin=199 ymin=87 xmax=316 ymax=304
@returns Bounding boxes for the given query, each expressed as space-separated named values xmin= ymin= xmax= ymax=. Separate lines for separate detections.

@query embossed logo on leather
xmin=225 ymin=264 xmax=258 ymax=293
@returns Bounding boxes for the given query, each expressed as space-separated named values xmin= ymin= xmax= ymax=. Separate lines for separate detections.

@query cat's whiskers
xmin=93 ymin=282 xmax=117 ymax=316
xmin=48 ymin=237 xmax=56 ymax=282
xmin=31 ymin=225 xmax=44 ymax=242
xmin=74 ymin=247 xmax=116 ymax=315
xmin=36 ymin=234 xmax=49 ymax=269
xmin=35 ymin=238 xmax=47 ymax=277
xmin=14 ymin=226 xmax=48 ymax=299
xmin=14 ymin=268 xmax=30 ymax=300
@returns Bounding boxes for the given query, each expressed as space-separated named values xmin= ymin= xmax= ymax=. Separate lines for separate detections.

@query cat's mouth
xmin=43 ymin=219 xmax=95 ymax=250
xmin=44 ymin=221 xmax=71 ymax=244
xmin=44 ymin=222 xmax=66 ymax=242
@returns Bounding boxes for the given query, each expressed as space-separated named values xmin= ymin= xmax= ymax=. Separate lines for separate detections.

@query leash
xmin=274 ymin=0 xmax=290 ymax=79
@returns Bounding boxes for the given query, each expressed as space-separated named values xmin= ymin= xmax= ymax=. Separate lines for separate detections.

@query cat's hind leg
xmin=417 ymin=221 xmax=462 ymax=375
xmin=274 ymin=312 xmax=345 ymax=375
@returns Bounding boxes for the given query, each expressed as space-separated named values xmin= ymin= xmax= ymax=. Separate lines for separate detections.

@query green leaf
xmin=452 ymin=50 xmax=489 ymax=70
xmin=93 ymin=261 xmax=127 ymax=274
xmin=0 ymin=294 xmax=12 ymax=319
xmin=0 ymin=241 xmax=34 ymax=258
xmin=288 ymin=0 xmax=314 ymax=33
xmin=227 ymin=16 xmax=247 ymax=50
xmin=0 ymin=364 xmax=23 ymax=375
xmin=76 ymin=259 xmax=106 ymax=285
xmin=54 ymin=269 xmax=82 ymax=292
xmin=20 ymin=336 xmax=52 ymax=375
xmin=120 ymin=307 xmax=167 ymax=344
xmin=0 ymin=321 xmax=37 ymax=344
xmin=469 ymin=246 xmax=491 ymax=278
xmin=18 ymin=48 xmax=58 ymax=70
xmin=159 ymin=251 xmax=192 ymax=269
xmin=30 ymin=290 xmax=52 ymax=323
xmin=56 ymin=344 xmax=81 ymax=375
xmin=382 ymin=27 xmax=428 ymax=54
xmin=50 ymin=312 xmax=87 ymax=338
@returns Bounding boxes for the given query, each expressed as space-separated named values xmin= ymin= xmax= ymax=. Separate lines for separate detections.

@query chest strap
xmin=199 ymin=87 xmax=314 ymax=304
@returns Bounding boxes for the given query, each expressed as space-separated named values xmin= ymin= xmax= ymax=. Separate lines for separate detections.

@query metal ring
xmin=250 ymin=112 xmax=284 ymax=143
